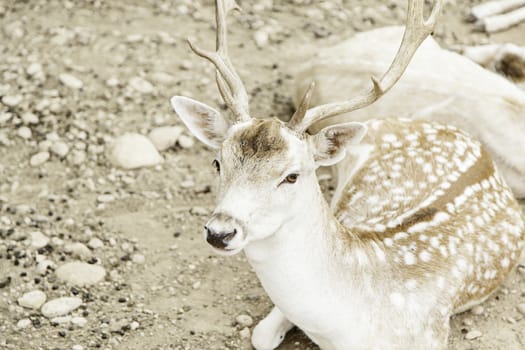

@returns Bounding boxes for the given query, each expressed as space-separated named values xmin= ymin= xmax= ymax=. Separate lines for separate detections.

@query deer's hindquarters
xmin=335 ymin=119 xmax=525 ymax=314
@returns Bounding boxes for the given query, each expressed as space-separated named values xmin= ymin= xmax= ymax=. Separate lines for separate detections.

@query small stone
xmin=130 ymin=321 xmax=140 ymax=330
xmin=36 ymin=259 xmax=55 ymax=275
xmin=17 ymin=318 xmax=32 ymax=329
xmin=465 ymin=330 xmax=482 ymax=340
xmin=21 ymin=112 xmax=39 ymax=124
xmin=17 ymin=126 xmax=32 ymax=139
xmin=131 ymin=254 xmax=145 ymax=264
xmin=471 ymin=305 xmax=484 ymax=315
xmin=517 ymin=303 xmax=525 ymax=316
xmin=38 ymin=140 xmax=52 ymax=151
xmin=177 ymin=134 xmax=194 ymax=149
xmin=55 ymin=261 xmax=106 ymax=286
xmin=1 ymin=95 xmax=23 ymax=107
xmin=30 ymin=152 xmax=50 ymax=166
xmin=51 ymin=141 xmax=70 ymax=158
xmin=148 ymin=126 xmax=183 ymax=151
xmin=462 ymin=318 xmax=474 ymax=326
xmin=97 ymin=194 xmax=115 ymax=203
xmin=64 ymin=243 xmax=92 ymax=259
xmin=106 ymin=77 xmax=120 ymax=87
xmin=18 ymin=290 xmax=47 ymax=309
xmin=29 ymin=231 xmax=50 ymax=249
xmin=129 ymin=77 xmax=154 ymax=94
xmin=41 ymin=297 xmax=82 ymax=318
xmin=50 ymin=316 xmax=71 ymax=324
xmin=70 ymin=150 xmax=86 ymax=165
xmin=71 ymin=316 xmax=88 ymax=327
xmin=253 ymin=30 xmax=269 ymax=48
xmin=239 ymin=327 xmax=251 ymax=339
xmin=59 ymin=73 xmax=83 ymax=89
xmin=190 ymin=206 xmax=208 ymax=216
xmin=236 ymin=314 xmax=253 ymax=327
xmin=108 ymin=133 xmax=163 ymax=169
xmin=72 ymin=345 xmax=84 ymax=350
xmin=87 ymin=238 xmax=104 ymax=249
xmin=150 ymin=71 xmax=176 ymax=85
xmin=27 ymin=63 xmax=44 ymax=77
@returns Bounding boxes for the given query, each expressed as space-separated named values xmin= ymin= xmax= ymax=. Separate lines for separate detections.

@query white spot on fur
xmin=389 ymin=293 xmax=405 ymax=308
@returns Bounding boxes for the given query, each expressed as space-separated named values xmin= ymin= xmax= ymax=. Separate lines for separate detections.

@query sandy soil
xmin=1 ymin=1 xmax=525 ymax=349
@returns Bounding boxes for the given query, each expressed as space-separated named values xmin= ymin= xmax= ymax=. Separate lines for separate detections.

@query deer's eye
xmin=212 ymin=159 xmax=220 ymax=173
xmin=281 ymin=173 xmax=299 ymax=185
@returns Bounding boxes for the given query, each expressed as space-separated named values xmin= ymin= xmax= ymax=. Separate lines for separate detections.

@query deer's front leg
xmin=252 ymin=306 xmax=295 ymax=350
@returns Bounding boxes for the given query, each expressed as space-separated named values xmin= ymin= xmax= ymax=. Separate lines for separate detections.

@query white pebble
xmin=465 ymin=330 xmax=482 ymax=340
xmin=30 ymin=152 xmax=50 ymax=166
xmin=517 ymin=303 xmax=525 ymax=315
xmin=50 ymin=316 xmax=71 ymax=324
xmin=236 ymin=314 xmax=253 ymax=327
xmin=1 ymin=95 xmax=23 ymax=107
xmin=129 ymin=77 xmax=154 ymax=94
xmin=177 ymin=134 xmax=194 ymax=149
xmin=41 ymin=297 xmax=82 ymax=318
xmin=97 ymin=194 xmax=115 ymax=203
xmin=55 ymin=261 xmax=106 ymax=286
xmin=64 ymin=242 xmax=92 ymax=259
xmin=71 ymin=316 xmax=88 ymax=327
xmin=132 ymin=254 xmax=145 ymax=264
xmin=59 ymin=73 xmax=83 ymax=89
xmin=130 ymin=321 xmax=140 ymax=330
xmin=148 ymin=126 xmax=183 ymax=151
xmin=21 ymin=112 xmax=39 ymax=124
xmin=17 ymin=126 xmax=32 ymax=139
xmin=29 ymin=231 xmax=50 ymax=249
xmin=36 ymin=259 xmax=55 ymax=275
xmin=16 ymin=318 xmax=32 ymax=329
xmin=239 ymin=327 xmax=251 ymax=339
xmin=72 ymin=345 xmax=84 ymax=350
xmin=70 ymin=150 xmax=86 ymax=165
xmin=27 ymin=63 xmax=44 ymax=77
xmin=87 ymin=238 xmax=104 ymax=249
xmin=51 ymin=141 xmax=70 ymax=158
xmin=18 ymin=290 xmax=47 ymax=309
xmin=471 ymin=305 xmax=484 ymax=315
xmin=253 ymin=30 xmax=269 ymax=48
xmin=108 ymin=133 xmax=163 ymax=169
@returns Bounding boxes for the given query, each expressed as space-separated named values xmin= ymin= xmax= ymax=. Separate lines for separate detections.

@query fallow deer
xmin=294 ymin=26 xmax=525 ymax=198
xmin=170 ymin=0 xmax=525 ymax=349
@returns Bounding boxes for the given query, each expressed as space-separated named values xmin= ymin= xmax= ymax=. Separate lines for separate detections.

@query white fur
xmin=294 ymin=26 xmax=525 ymax=197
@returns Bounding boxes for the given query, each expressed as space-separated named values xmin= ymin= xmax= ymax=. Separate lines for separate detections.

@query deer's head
xmin=171 ymin=95 xmax=366 ymax=255
xmin=171 ymin=0 xmax=441 ymax=254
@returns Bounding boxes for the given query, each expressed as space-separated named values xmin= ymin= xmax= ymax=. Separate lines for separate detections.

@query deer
xmin=170 ymin=0 xmax=525 ymax=349
xmin=294 ymin=16 xmax=525 ymax=199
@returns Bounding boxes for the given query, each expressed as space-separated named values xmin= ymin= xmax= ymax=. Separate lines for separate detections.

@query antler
xmin=188 ymin=0 xmax=251 ymax=122
xmin=291 ymin=0 xmax=444 ymax=132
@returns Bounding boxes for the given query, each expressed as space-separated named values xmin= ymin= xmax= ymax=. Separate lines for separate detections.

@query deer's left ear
xmin=171 ymin=96 xmax=231 ymax=149
xmin=310 ymin=122 xmax=367 ymax=167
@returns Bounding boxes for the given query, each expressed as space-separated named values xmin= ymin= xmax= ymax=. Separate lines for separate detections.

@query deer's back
xmin=335 ymin=118 xmax=524 ymax=311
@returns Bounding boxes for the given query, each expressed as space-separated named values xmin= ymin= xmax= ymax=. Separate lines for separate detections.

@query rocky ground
xmin=1 ymin=0 xmax=525 ymax=349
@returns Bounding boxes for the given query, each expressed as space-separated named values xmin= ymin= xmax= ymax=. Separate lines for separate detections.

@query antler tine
xmin=293 ymin=0 xmax=443 ymax=133
xmin=187 ymin=0 xmax=251 ymax=122
xmin=288 ymin=81 xmax=316 ymax=129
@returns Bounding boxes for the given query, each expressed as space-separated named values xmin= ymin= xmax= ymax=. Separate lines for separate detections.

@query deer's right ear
xmin=171 ymin=96 xmax=231 ymax=149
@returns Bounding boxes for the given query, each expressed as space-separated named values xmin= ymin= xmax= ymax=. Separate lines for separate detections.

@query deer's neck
xmin=243 ymin=179 xmax=375 ymax=328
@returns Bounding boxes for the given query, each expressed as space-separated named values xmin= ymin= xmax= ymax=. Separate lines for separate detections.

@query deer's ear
xmin=310 ymin=122 xmax=367 ymax=167
xmin=171 ymin=96 xmax=231 ymax=149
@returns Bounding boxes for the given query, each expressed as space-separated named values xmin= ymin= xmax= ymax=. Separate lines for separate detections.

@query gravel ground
xmin=1 ymin=1 xmax=525 ymax=349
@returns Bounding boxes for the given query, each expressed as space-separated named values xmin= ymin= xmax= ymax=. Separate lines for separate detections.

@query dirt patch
xmin=1 ymin=0 xmax=524 ymax=349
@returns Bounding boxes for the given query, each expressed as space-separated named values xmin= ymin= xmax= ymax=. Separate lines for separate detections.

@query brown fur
xmin=234 ymin=119 xmax=287 ymax=162
xmin=496 ymin=53 xmax=525 ymax=82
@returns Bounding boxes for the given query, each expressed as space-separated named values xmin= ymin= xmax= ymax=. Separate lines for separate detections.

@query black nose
xmin=205 ymin=226 xmax=237 ymax=249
